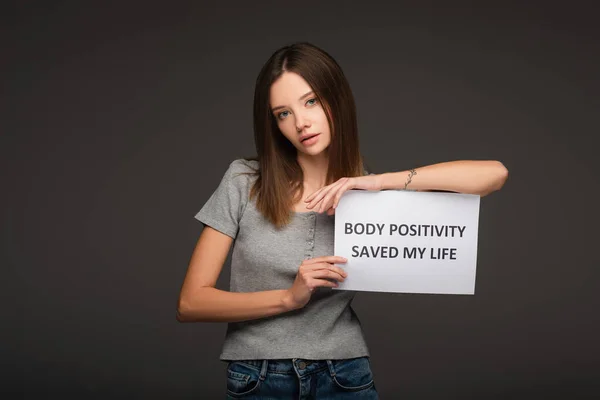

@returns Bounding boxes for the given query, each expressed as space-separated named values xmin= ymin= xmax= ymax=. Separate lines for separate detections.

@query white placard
xmin=333 ymin=190 xmax=480 ymax=295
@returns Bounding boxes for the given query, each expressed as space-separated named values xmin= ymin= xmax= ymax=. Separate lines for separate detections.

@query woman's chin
xmin=297 ymin=143 xmax=329 ymax=156
xmin=299 ymin=148 xmax=325 ymax=157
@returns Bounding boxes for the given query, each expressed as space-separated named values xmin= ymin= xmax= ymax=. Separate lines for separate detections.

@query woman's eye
xmin=276 ymin=99 xmax=317 ymax=119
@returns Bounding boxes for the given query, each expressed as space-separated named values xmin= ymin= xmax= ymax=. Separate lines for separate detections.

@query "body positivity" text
xmin=344 ymin=222 xmax=466 ymax=260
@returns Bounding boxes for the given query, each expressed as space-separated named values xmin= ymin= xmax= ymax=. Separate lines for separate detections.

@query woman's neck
xmin=297 ymin=152 xmax=328 ymax=188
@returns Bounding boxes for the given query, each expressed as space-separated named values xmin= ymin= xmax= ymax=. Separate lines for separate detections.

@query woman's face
xmin=269 ymin=71 xmax=331 ymax=157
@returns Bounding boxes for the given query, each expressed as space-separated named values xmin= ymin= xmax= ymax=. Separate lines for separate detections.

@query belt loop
xmin=326 ymin=360 xmax=336 ymax=377
xmin=259 ymin=360 xmax=268 ymax=381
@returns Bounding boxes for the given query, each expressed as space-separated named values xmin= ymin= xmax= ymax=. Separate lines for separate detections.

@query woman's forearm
xmin=378 ymin=160 xmax=508 ymax=196
xmin=176 ymin=287 xmax=295 ymax=323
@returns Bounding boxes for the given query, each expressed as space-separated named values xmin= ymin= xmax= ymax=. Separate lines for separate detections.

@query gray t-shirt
xmin=194 ymin=158 xmax=370 ymax=360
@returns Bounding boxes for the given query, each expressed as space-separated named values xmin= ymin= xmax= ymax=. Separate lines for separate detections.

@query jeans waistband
xmin=227 ymin=357 xmax=366 ymax=378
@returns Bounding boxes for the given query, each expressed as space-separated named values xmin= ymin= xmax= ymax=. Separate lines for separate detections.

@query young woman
xmin=177 ymin=42 xmax=508 ymax=399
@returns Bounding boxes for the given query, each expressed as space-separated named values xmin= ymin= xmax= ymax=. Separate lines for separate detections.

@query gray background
xmin=4 ymin=1 xmax=599 ymax=398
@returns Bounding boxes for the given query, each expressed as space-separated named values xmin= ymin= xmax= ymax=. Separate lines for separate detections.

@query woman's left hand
xmin=305 ymin=175 xmax=383 ymax=215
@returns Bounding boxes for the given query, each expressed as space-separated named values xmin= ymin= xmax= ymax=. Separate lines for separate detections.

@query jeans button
xmin=298 ymin=361 xmax=306 ymax=369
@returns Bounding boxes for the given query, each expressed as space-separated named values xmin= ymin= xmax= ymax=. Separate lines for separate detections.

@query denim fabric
xmin=225 ymin=356 xmax=378 ymax=399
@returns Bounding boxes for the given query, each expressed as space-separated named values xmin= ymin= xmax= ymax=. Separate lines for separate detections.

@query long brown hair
xmin=246 ymin=42 xmax=366 ymax=228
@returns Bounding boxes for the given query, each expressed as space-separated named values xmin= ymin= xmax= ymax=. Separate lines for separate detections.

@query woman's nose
xmin=295 ymin=113 xmax=310 ymax=132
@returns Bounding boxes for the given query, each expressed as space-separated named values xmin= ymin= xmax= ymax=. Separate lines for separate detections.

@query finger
xmin=329 ymin=265 xmax=348 ymax=278
xmin=307 ymin=179 xmax=346 ymax=209
xmin=333 ymin=180 xmax=354 ymax=209
xmin=305 ymin=186 xmax=327 ymax=204
xmin=305 ymin=186 xmax=330 ymax=209
xmin=305 ymin=265 xmax=348 ymax=279
xmin=303 ymin=263 xmax=348 ymax=279
xmin=304 ymin=190 xmax=319 ymax=203
xmin=318 ymin=182 xmax=345 ymax=212
xmin=307 ymin=268 xmax=346 ymax=282
xmin=318 ymin=179 xmax=350 ymax=212
xmin=317 ymin=190 xmax=337 ymax=213
xmin=309 ymin=278 xmax=340 ymax=290
xmin=302 ymin=256 xmax=347 ymax=265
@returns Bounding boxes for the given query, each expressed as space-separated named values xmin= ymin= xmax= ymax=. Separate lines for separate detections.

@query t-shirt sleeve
xmin=193 ymin=160 xmax=251 ymax=239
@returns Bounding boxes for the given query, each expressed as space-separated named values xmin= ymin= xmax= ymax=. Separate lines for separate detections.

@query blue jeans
xmin=225 ymin=356 xmax=379 ymax=399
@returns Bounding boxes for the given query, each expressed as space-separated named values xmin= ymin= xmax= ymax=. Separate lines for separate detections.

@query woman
xmin=177 ymin=42 xmax=508 ymax=399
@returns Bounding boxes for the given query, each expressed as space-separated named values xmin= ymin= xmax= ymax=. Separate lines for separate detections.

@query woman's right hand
xmin=284 ymin=256 xmax=348 ymax=310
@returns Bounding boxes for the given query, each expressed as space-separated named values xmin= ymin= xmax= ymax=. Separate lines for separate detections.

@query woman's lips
xmin=301 ymin=133 xmax=320 ymax=146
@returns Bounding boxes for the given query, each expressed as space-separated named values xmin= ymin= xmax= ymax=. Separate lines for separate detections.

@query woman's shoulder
xmin=222 ymin=158 xmax=259 ymax=190
xmin=228 ymin=158 xmax=260 ymax=174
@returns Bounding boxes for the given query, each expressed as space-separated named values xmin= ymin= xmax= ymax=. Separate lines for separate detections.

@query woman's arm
xmin=304 ymin=160 xmax=508 ymax=213
xmin=176 ymin=226 xmax=292 ymax=323
xmin=378 ymin=160 xmax=508 ymax=197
